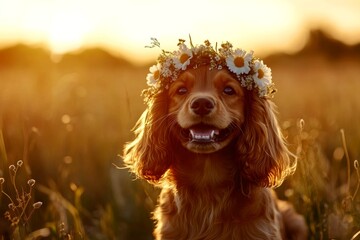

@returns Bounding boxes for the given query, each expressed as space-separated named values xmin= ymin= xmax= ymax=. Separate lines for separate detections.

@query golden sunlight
xmin=0 ymin=0 xmax=359 ymax=63
xmin=48 ymin=12 xmax=91 ymax=54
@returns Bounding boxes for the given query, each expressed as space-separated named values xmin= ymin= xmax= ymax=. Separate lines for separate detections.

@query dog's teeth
xmin=189 ymin=128 xmax=222 ymax=142
xmin=189 ymin=129 xmax=218 ymax=142
xmin=195 ymin=134 xmax=210 ymax=140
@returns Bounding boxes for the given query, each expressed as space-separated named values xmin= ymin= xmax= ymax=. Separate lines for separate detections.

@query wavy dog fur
xmin=124 ymin=67 xmax=307 ymax=239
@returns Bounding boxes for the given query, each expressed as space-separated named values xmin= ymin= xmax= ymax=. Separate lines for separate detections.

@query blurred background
xmin=0 ymin=0 xmax=360 ymax=239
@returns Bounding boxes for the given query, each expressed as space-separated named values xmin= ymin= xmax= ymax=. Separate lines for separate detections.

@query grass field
xmin=0 ymin=32 xmax=360 ymax=239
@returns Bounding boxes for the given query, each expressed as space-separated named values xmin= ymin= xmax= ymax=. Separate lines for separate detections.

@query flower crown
xmin=143 ymin=37 xmax=276 ymax=102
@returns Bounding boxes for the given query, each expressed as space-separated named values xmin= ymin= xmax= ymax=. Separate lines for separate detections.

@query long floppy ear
xmin=123 ymin=91 xmax=172 ymax=184
xmin=237 ymin=92 xmax=296 ymax=188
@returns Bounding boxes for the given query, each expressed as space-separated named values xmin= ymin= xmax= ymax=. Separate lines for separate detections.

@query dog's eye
xmin=223 ymin=86 xmax=236 ymax=95
xmin=177 ymin=87 xmax=188 ymax=95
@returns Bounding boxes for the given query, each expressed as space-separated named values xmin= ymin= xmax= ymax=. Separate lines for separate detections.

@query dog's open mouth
xmin=182 ymin=124 xmax=232 ymax=143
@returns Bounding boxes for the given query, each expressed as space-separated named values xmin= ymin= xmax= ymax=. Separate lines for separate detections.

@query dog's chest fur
xmin=153 ymin=154 xmax=283 ymax=240
xmin=154 ymin=188 xmax=282 ymax=239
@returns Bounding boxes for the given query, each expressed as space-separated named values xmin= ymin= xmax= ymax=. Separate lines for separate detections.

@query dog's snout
xmin=190 ymin=97 xmax=215 ymax=116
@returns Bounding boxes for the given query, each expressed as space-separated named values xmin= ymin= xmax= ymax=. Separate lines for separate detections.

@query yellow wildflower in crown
xmin=144 ymin=37 xmax=276 ymax=101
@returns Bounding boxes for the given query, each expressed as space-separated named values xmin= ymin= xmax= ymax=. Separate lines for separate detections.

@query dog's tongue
xmin=189 ymin=128 xmax=220 ymax=142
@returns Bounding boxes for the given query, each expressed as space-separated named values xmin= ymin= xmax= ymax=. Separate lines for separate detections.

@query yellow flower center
xmin=153 ymin=70 xmax=160 ymax=80
xmin=180 ymin=53 xmax=190 ymax=64
xmin=234 ymin=57 xmax=245 ymax=68
xmin=257 ymin=69 xmax=264 ymax=79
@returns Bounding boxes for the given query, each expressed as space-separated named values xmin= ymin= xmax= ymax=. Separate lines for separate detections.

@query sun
xmin=47 ymin=12 xmax=91 ymax=54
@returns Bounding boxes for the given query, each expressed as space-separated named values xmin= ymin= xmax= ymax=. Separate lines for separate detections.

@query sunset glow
xmin=48 ymin=12 xmax=91 ymax=54
xmin=0 ymin=0 xmax=359 ymax=64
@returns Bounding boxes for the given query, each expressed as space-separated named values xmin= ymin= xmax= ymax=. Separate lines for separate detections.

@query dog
xmin=124 ymin=40 xmax=307 ymax=239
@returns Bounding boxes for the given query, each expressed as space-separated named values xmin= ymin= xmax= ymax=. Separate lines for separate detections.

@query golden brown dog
xmin=124 ymin=66 xmax=307 ymax=239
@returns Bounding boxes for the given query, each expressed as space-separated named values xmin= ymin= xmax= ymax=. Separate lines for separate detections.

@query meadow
xmin=0 ymin=31 xmax=360 ymax=239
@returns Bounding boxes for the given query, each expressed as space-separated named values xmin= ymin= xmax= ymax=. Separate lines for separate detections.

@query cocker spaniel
xmin=124 ymin=39 xmax=307 ymax=239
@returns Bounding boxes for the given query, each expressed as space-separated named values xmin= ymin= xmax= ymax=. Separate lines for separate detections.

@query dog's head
xmin=124 ymin=66 xmax=295 ymax=187
xmin=169 ymin=67 xmax=244 ymax=153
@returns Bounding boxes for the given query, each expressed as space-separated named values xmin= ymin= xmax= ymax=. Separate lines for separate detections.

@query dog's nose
xmin=190 ymin=97 xmax=215 ymax=116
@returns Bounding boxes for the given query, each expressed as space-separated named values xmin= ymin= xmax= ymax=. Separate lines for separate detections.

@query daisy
xmin=226 ymin=49 xmax=253 ymax=75
xmin=146 ymin=63 xmax=161 ymax=86
xmin=173 ymin=43 xmax=193 ymax=70
xmin=252 ymin=60 xmax=272 ymax=90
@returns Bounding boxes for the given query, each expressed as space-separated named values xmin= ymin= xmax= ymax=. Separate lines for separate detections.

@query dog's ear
xmin=123 ymin=91 xmax=172 ymax=184
xmin=237 ymin=92 xmax=296 ymax=187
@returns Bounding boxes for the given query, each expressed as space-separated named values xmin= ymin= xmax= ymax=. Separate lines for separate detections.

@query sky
xmin=0 ymin=0 xmax=360 ymax=64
